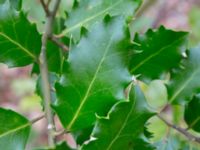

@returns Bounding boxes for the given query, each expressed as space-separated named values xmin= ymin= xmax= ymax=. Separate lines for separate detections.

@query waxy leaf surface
xmin=82 ymin=85 xmax=154 ymax=150
xmin=62 ymin=0 xmax=141 ymax=40
xmin=0 ymin=12 xmax=40 ymax=67
xmin=54 ymin=16 xmax=132 ymax=131
xmin=130 ymin=26 xmax=188 ymax=80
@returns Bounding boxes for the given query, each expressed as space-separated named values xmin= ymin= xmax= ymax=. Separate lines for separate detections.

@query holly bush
xmin=0 ymin=0 xmax=200 ymax=149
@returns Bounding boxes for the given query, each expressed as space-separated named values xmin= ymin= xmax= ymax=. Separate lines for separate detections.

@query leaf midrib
xmin=0 ymin=32 xmax=36 ymax=60
xmin=60 ymin=0 xmax=123 ymax=36
xmin=106 ymin=93 xmax=136 ymax=150
xmin=169 ymin=69 xmax=200 ymax=103
xmin=131 ymin=35 xmax=187 ymax=73
xmin=0 ymin=122 xmax=30 ymax=138
xmin=67 ymin=37 xmax=113 ymax=130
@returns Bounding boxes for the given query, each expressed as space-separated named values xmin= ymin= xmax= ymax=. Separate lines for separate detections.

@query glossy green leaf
xmin=0 ymin=12 xmax=40 ymax=67
xmin=0 ymin=8 xmax=61 ymax=72
xmin=184 ymin=95 xmax=200 ymax=132
xmin=54 ymin=16 xmax=132 ymax=131
xmin=82 ymin=85 xmax=154 ymax=150
xmin=61 ymin=0 xmax=141 ymax=40
xmin=168 ymin=46 xmax=200 ymax=104
xmin=0 ymin=107 xmax=30 ymax=150
xmin=129 ymin=26 xmax=188 ymax=80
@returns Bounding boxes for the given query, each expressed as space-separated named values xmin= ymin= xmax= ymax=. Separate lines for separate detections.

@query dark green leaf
xmin=54 ymin=16 xmax=132 ymax=131
xmin=74 ymin=126 xmax=93 ymax=145
xmin=129 ymin=26 xmax=188 ymax=80
xmin=61 ymin=0 xmax=141 ymax=40
xmin=0 ymin=12 xmax=40 ymax=67
xmin=168 ymin=46 xmax=200 ymax=104
xmin=81 ymin=85 xmax=154 ymax=150
xmin=0 ymin=107 xmax=30 ymax=150
xmin=184 ymin=95 xmax=200 ymax=132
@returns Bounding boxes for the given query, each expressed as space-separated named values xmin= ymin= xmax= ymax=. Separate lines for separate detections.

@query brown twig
xmin=54 ymin=129 xmax=69 ymax=136
xmin=47 ymin=0 xmax=51 ymax=6
xmin=49 ymin=35 xmax=69 ymax=52
xmin=39 ymin=0 xmax=61 ymax=147
xmin=30 ymin=114 xmax=45 ymax=124
xmin=40 ymin=0 xmax=50 ymax=16
xmin=157 ymin=114 xmax=200 ymax=144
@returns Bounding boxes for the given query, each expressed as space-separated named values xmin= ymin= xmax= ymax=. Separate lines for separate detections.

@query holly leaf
xmin=184 ymin=95 xmax=200 ymax=132
xmin=0 ymin=12 xmax=40 ymax=67
xmin=81 ymin=85 xmax=154 ymax=150
xmin=54 ymin=16 xmax=132 ymax=131
xmin=0 ymin=9 xmax=62 ymax=73
xmin=168 ymin=46 xmax=200 ymax=104
xmin=61 ymin=0 xmax=141 ymax=40
xmin=129 ymin=26 xmax=188 ymax=80
xmin=0 ymin=107 xmax=30 ymax=150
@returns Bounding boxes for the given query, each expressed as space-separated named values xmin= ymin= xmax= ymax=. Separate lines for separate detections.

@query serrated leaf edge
xmin=60 ymin=0 xmax=124 ymax=36
xmin=131 ymin=31 xmax=188 ymax=74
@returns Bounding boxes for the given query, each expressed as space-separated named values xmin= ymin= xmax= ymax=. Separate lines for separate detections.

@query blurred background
xmin=1 ymin=0 xmax=200 ymax=149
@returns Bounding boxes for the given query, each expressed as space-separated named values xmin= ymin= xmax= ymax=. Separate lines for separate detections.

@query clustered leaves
xmin=0 ymin=0 xmax=200 ymax=149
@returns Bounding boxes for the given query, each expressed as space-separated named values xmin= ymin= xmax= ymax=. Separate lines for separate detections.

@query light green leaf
xmin=54 ymin=16 xmax=132 ymax=131
xmin=140 ymin=80 xmax=168 ymax=109
xmin=129 ymin=26 xmax=188 ymax=80
xmin=82 ymin=85 xmax=154 ymax=150
xmin=61 ymin=0 xmax=141 ymax=40
xmin=0 ymin=0 xmax=21 ymax=10
xmin=168 ymin=46 xmax=200 ymax=104
xmin=0 ymin=107 xmax=30 ymax=150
